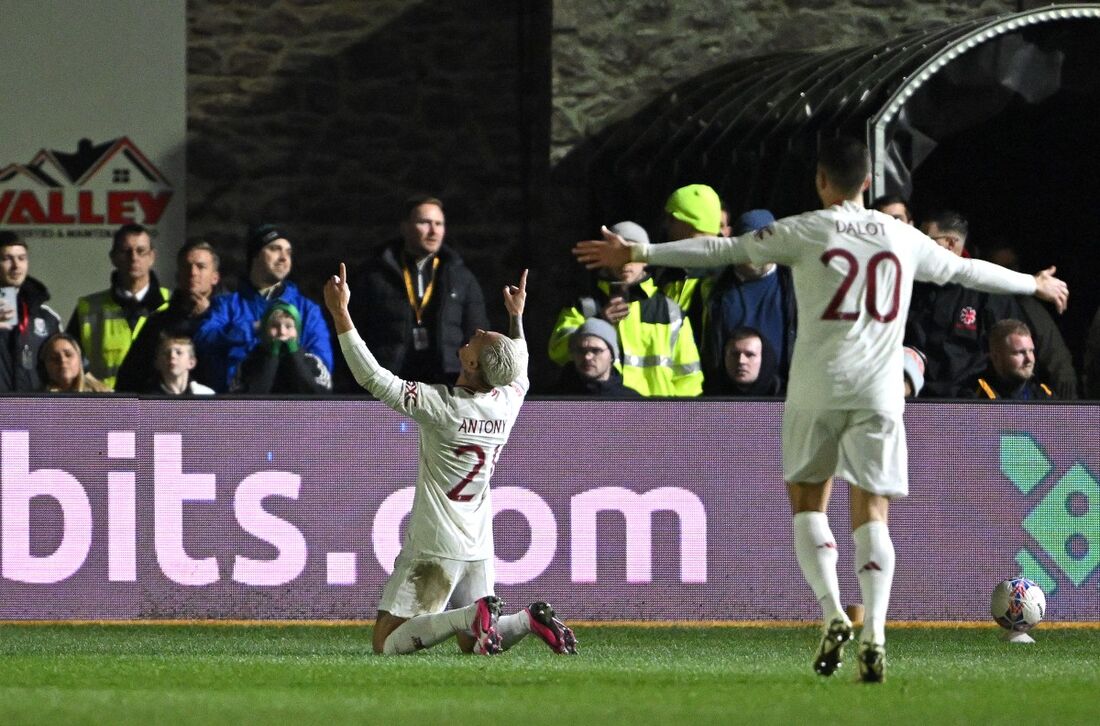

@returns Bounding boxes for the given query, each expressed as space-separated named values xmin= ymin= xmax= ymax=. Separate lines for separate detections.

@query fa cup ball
xmin=991 ymin=578 xmax=1046 ymax=631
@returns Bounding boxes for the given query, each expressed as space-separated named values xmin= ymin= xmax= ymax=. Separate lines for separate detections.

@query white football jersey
xmin=642 ymin=201 xmax=1036 ymax=412
xmin=340 ymin=330 xmax=528 ymax=560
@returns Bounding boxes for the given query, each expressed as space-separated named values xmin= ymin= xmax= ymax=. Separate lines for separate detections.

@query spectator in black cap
xmin=194 ymin=223 xmax=333 ymax=391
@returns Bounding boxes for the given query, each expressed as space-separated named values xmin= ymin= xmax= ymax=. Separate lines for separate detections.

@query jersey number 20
xmin=820 ymin=249 xmax=902 ymax=322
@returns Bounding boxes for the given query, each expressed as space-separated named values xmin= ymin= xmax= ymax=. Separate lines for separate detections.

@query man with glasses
xmin=550 ymin=317 xmax=640 ymax=397
xmin=66 ymin=223 xmax=169 ymax=389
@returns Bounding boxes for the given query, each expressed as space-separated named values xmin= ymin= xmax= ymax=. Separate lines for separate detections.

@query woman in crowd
xmin=39 ymin=332 xmax=111 ymax=393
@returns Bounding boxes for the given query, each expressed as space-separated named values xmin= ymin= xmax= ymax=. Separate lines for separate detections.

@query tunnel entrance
xmin=910 ymin=89 xmax=1100 ymax=361
xmin=556 ymin=6 xmax=1100 ymax=385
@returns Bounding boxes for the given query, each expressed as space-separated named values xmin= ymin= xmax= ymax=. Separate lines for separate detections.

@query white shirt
xmin=158 ymin=380 xmax=216 ymax=395
xmin=637 ymin=202 xmax=1035 ymax=412
xmin=340 ymin=329 xmax=528 ymax=560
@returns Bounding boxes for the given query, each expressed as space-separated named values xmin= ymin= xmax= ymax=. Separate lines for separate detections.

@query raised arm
xmin=503 ymin=268 xmax=527 ymax=340
xmin=573 ymin=226 xmax=752 ymax=271
xmin=324 ymin=262 xmax=355 ymax=335
xmin=915 ymin=237 xmax=1069 ymax=314
xmin=324 ymin=263 xmax=447 ymax=421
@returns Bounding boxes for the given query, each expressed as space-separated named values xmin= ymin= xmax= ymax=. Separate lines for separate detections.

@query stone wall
xmin=186 ymin=0 xmax=550 ymax=340
xmin=185 ymin=0 xmax=1041 ymax=387
xmin=550 ymin=0 xmax=1020 ymax=164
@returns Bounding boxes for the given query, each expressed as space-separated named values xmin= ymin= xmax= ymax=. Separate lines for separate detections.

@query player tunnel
xmin=586 ymin=3 xmax=1100 ymax=361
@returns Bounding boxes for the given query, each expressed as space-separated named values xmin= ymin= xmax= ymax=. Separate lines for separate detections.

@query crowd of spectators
xmin=551 ymin=187 xmax=1097 ymax=400
xmin=1 ymin=188 xmax=1098 ymax=399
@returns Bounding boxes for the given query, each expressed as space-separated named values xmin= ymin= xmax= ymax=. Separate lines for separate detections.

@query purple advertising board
xmin=0 ymin=397 xmax=1097 ymax=622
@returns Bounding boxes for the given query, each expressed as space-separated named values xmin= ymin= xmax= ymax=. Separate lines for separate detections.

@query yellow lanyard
xmin=402 ymin=256 xmax=440 ymax=325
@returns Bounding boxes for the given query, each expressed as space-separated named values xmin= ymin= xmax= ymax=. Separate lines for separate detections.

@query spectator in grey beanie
xmin=550 ymin=317 xmax=640 ymax=398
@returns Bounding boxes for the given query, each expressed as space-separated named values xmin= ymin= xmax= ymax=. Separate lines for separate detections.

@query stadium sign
xmin=999 ymin=434 xmax=1100 ymax=596
xmin=0 ymin=398 xmax=1096 ymax=621
xmin=0 ymin=137 xmax=174 ymax=238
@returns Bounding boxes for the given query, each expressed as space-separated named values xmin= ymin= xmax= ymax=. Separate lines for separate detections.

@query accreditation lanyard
xmin=402 ymin=256 xmax=440 ymax=325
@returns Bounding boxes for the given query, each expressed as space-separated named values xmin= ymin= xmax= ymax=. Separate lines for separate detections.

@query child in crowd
xmin=231 ymin=301 xmax=332 ymax=394
xmin=154 ymin=334 xmax=215 ymax=395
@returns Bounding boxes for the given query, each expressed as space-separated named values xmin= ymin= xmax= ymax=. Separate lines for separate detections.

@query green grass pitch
xmin=1 ymin=623 xmax=1098 ymax=724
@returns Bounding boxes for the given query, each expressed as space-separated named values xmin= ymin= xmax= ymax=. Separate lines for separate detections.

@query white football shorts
xmin=378 ymin=548 xmax=495 ymax=619
xmin=781 ymin=407 xmax=908 ymax=498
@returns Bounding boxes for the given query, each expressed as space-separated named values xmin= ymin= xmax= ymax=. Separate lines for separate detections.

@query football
xmin=991 ymin=578 xmax=1046 ymax=631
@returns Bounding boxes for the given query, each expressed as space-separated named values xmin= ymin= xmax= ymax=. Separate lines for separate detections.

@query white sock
xmin=793 ymin=511 xmax=846 ymax=624
xmin=496 ymin=610 xmax=531 ymax=650
xmin=853 ymin=520 xmax=895 ymax=646
xmin=382 ymin=602 xmax=477 ymax=655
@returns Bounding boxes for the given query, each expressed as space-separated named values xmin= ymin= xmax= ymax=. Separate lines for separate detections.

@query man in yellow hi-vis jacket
xmin=66 ymin=224 xmax=169 ymax=389
xmin=549 ymin=221 xmax=702 ymax=397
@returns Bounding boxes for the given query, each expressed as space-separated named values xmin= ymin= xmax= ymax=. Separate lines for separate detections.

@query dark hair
xmin=922 ymin=210 xmax=969 ymax=240
xmin=872 ymin=194 xmax=910 ymax=213
xmin=726 ymin=326 xmax=764 ymax=346
xmin=157 ymin=331 xmax=196 ymax=354
xmin=112 ymin=223 xmax=150 ymax=252
xmin=817 ymin=136 xmax=870 ymax=196
xmin=0 ymin=230 xmax=26 ymax=251
xmin=177 ymin=238 xmax=220 ymax=270
xmin=402 ymin=195 xmax=444 ymax=222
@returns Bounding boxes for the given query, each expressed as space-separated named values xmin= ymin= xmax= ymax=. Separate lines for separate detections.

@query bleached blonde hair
xmin=480 ymin=336 xmax=527 ymax=387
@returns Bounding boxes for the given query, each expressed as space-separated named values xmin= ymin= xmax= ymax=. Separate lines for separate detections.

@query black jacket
xmin=232 ymin=345 xmax=332 ymax=394
xmin=550 ymin=366 xmax=642 ymax=398
xmin=906 ymin=283 xmax=1023 ymax=398
xmin=973 ymin=369 xmax=1055 ymax=400
xmin=115 ymin=290 xmax=218 ymax=393
xmin=0 ymin=276 xmax=61 ymax=392
xmin=906 ymin=282 xmax=1075 ymax=399
xmin=351 ymin=241 xmax=488 ymax=384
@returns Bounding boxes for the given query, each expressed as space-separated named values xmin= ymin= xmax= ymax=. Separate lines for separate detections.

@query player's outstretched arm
xmin=1033 ymin=266 xmax=1069 ymax=314
xmin=503 ymin=268 xmax=528 ymax=340
xmin=573 ymin=227 xmax=633 ymax=270
xmin=575 ymin=225 xmax=754 ymax=271
xmin=324 ymin=262 xmax=355 ymax=334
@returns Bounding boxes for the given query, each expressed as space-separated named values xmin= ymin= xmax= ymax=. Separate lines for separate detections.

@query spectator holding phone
xmin=0 ymin=231 xmax=62 ymax=392
xmin=548 ymin=221 xmax=702 ymax=396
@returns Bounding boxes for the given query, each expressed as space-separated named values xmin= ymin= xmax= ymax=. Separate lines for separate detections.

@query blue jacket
xmin=195 ymin=279 xmax=334 ymax=392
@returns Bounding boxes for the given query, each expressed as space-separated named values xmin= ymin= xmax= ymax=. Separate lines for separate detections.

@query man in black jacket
xmin=973 ymin=319 xmax=1054 ymax=400
xmin=351 ymin=196 xmax=489 ymax=385
xmin=906 ymin=210 xmax=1075 ymax=398
xmin=0 ymin=232 xmax=61 ymax=391
xmin=115 ymin=239 xmax=223 ymax=392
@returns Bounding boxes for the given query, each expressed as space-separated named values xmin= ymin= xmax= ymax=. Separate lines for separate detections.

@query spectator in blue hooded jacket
xmin=701 ymin=209 xmax=797 ymax=391
xmin=195 ymin=224 xmax=333 ymax=391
